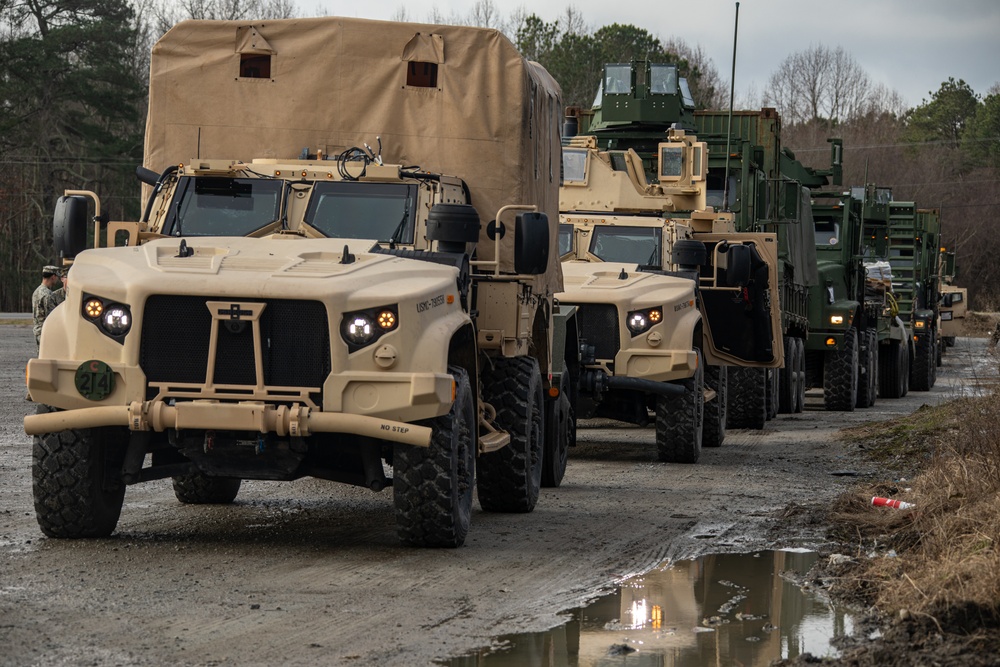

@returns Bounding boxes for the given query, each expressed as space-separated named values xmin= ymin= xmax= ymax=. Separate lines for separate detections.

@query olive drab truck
xmin=24 ymin=18 xmax=577 ymax=548
xmin=885 ymin=205 xmax=943 ymax=391
xmin=559 ymin=71 xmax=783 ymax=464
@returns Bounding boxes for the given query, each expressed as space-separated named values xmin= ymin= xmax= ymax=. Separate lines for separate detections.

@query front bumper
xmin=24 ymin=399 xmax=433 ymax=446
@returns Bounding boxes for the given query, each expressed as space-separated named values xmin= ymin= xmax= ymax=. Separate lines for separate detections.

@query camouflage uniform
xmin=43 ymin=287 xmax=67 ymax=316
xmin=32 ymin=265 xmax=61 ymax=348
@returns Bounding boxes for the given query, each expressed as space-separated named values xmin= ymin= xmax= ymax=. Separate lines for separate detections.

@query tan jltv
xmin=24 ymin=18 xmax=577 ymax=548
xmin=558 ymin=130 xmax=782 ymax=463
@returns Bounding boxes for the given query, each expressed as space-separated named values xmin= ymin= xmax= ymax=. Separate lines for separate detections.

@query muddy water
xmin=447 ymin=550 xmax=852 ymax=666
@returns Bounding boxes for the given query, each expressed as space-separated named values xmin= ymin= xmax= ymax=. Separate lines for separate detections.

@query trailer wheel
xmin=855 ymin=327 xmax=878 ymax=408
xmin=32 ymin=405 xmax=128 ymax=538
xmin=172 ymin=473 xmax=241 ymax=504
xmin=727 ymin=367 xmax=766 ymax=429
xmin=541 ymin=371 xmax=573 ymax=488
xmin=910 ymin=331 xmax=936 ymax=391
xmin=394 ymin=366 xmax=475 ymax=547
xmin=478 ymin=356 xmax=543 ymax=512
xmin=656 ymin=349 xmax=705 ymax=463
xmin=703 ymin=364 xmax=727 ymax=448
xmin=823 ymin=328 xmax=858 ymax=411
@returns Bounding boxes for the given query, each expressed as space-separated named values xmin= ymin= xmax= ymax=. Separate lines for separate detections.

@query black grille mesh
xmin=576 ymin=304 xmax=620 ymax=362
xmin=141 ymin=295 xmax=331 ymax=389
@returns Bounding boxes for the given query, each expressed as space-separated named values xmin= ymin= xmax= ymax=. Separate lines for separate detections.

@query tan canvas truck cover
xmin=144 ymin=17 xmax=563 ymax=293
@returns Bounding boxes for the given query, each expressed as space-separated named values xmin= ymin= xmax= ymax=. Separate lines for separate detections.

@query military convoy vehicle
xmin=559 ymin=130 xmax=782 ymax=463
xmin=883 ymin=204 xmax=943 ymax=391
xmin=24 ymin=18 xmax=577 ymax=548
xmin=563 ymin=59 xmax=817 ymax=433
xmin=938 ymin=250 xmax=966 ymax=348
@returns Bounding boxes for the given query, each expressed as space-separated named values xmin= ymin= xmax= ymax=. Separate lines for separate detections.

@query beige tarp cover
xmin=145 ymin=17 xmax=564 ymax=292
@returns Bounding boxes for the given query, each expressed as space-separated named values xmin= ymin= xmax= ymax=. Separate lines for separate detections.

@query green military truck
xmin=885 ymin=204 xmax=943 ymax=391
xmin=25 ymin=18 xmax=578 ymax=548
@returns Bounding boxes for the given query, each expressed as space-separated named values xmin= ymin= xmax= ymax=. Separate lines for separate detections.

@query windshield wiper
xmin=387 ymin=209 xmax=410 ymax=246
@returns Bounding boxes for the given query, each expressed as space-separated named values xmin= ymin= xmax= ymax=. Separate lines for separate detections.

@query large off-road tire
xmin=172 ymin=473 xmax=241 ymax=504
xmin=765 ymin=367 xmax=779 ymax=420
xmin=541 ymin=371 xmax=574 ymax=488
xmin=793 ymin=337 xmax=806 ymax=413
xmin=726 ymin=367 xmax=766 ymax=429
xmin=655 ymin=350 xmax=705 ymax=463
xmin=855 ymin=327 xmax=878 ymax=409
xmin=32 ymin=405 xmax=128 ymax=538
xmin=910 ymin=331 xmax=936 ymax=391
xmin=393 ymin=366 xmax=476 ymax=548
xmin=477 ymin=356 xmax=544 ymax=513
xmin=824 ymin=328 xmax=859 ymax=411
xmin=878 ymin=339 xmax=904 ymax=399
xmin=703 ymin=364 xmax=726 ymax=448
xmin=778 ymin=336 xmax=800 ymax=414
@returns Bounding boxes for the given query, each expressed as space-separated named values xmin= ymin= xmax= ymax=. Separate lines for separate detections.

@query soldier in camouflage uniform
xmin=32 ymin=265 xmax=62 ymax=349
xmin=42 ymin=270 xmax=68 ymax=316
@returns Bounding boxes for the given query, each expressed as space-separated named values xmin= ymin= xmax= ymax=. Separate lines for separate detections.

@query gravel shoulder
xmin=0 ymin=323 xmax=985 ymax=666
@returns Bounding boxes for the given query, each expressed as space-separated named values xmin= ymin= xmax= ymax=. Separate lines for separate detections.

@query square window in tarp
xmin=402 ymin=32 xmax=444 ymax=88
xmin=236 ymin=25 xmax=274 ymax=80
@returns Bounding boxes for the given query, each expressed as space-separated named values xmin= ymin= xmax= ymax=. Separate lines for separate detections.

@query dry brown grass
xmin=829 ymin=392 xmax=1000 ymax=638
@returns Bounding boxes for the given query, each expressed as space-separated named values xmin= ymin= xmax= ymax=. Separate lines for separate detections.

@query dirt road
xmin=0 ymin=321 xmax=990 ymax=666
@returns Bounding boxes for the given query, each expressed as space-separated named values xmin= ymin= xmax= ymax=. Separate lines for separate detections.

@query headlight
xmin=341 ymin=305 xmax=398 ymax=351
xmin=81 ymin=294 xmax=131 ymax=343
xmin=914 ymin=320 xmax=926 ymax=329
xmin=830 ymin=314 xmax=844 ymax=325
xmin=101 ymin=306 xmax=132 ymax=336
xmin=626 ymin=307 xmax=663 ymax=336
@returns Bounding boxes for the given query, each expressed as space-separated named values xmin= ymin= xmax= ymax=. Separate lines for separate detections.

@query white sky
xmin=306 ymin=0 xmax=1000 ymax=109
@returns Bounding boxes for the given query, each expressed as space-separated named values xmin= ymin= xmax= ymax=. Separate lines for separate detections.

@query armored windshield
xmin=815 ymin=219 xmax=841 ymax=246
xmin=605 ymin=65 xmax=631 ymax=94
xmin=166 ymin=177 xmax=283 ymax=236
xmin=650 ymin=64 xmax=677 ymax=94
xmin=563 ymin=149 xmax=588 ymax=183
xmin=590 ymin=225 xmax=662 ymax=265
xmin=305 ymin=182 xmax=417 ymax=242
xmin=558 ymin=224 xmax=574 ymax=256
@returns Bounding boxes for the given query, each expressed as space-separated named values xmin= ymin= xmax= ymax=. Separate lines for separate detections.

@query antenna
xmin=722 ymin=2 xmax=740 ymax=211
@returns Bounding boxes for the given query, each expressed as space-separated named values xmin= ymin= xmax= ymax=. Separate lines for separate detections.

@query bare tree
xmin=763 ymin=44 xmax=900 ymax=127
xmin=664 ymin=38 xmax=725 ymax=109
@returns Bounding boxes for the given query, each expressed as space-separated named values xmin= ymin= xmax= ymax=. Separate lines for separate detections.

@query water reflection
xmin=447 ymin=550 xmax=852 ymax=667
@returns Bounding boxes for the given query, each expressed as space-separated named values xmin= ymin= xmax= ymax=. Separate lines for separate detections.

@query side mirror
xmin=720 ymin=243 xmax=752 ymax=287
xmin=53 ymin=195 xmax=89 ymax=259
xmin=514 ymin=212 xmax=549 ymax=275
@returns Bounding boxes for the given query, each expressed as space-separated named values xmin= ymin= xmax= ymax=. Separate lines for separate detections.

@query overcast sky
xmin=308 ymin=0 xmax=1000 ymax=109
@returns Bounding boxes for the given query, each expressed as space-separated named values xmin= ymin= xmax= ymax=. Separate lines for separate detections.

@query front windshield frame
xmin=304 ymin=181 xmax=418 ymax=243
xmin=589 ymin=224 xmax=662 ymax=266
xmin=165 ymin=176 xmax=284 ymax=237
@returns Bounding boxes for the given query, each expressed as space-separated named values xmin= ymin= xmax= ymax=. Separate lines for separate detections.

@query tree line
xmin=2 ymin=0 xmax=998 ymax=310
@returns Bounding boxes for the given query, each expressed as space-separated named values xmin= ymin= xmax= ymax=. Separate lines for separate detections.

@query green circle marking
xmin=75 ymin=360 xmax=116 ymax=401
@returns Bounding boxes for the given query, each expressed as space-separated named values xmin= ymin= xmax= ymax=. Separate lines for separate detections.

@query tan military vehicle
xmin=24 ymin=18 xmax=576 ymax=548
xmin=939 ymin=284 xmax=968 ymax=346
xmin=558 ymin=131 xmax=782 ymax=463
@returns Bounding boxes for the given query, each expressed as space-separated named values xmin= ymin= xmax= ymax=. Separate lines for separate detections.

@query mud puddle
xmin=445 ymin=550 xmax=852 ymax=666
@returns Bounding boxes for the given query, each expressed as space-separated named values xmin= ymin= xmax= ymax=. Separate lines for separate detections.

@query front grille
xmin=141 ymin=296 xmax=331 ymax=389
xmin=575 ymin=304 xmax=620 ymax=362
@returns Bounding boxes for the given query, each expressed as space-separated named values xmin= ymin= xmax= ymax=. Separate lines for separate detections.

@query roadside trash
xmin=872 ymin=496 xmax=915 ymax=510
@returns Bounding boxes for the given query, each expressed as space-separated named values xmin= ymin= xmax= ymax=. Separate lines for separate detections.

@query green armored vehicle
xmin=25 ymin=18 xmax=576 ymax=548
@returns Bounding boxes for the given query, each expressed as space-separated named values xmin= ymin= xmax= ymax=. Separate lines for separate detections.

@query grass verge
xmin=819 ymin=387 xmax=1000 ymax=663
